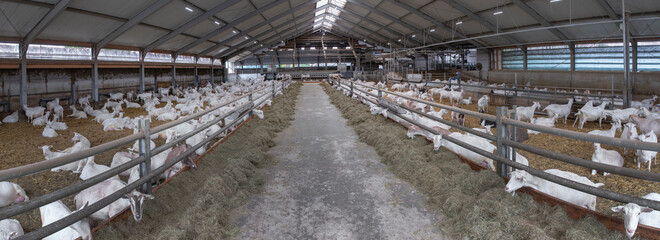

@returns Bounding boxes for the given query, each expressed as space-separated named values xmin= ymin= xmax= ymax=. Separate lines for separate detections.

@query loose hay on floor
xmin=323 ymin=83 xmax=629 ymax=240
xmin=93 ymin=82 xmax=301 ymax=240
xmin=383 ymin=86 xmax=660 ymax=216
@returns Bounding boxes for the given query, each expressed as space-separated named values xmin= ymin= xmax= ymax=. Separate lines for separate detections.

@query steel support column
xmin=19 ymin=45 xmax=27 ymax=110
xmin=139 ymin=50 xmax=145 ymax=93
xmin=622 ymin=0 xmax=631 ymax=108
xmin=92 ymin=46 xmax=99 ymax=102
xmin=194 ymin=63 xmax=199 ymax=89
xmin=210 ymin=58 xmax=215 ymax=86
xmin=172 ymin=63 xmax=177 ymax=88
xmin=522 ymin=45 xmax=528 ymax=71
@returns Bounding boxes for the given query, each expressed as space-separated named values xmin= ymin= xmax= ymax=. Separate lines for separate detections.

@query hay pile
xmin=406 ymin=89 xmax=660 ymax=215
xmin=323 ymin=83 xmax=627 ymax=239
xmin=94 ymin=82 xmax=301 ymax=239
xmin=1 ymin=105 xmax=169 ymax=232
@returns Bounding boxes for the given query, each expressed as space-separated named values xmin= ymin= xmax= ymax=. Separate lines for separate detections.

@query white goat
xmin=543 ymin=98 xmax=573 ymax=124
xmin=78 ymin=95 xmax=91 ymax=107
xmin=24 ymin=106 xmax=46 ymax=122
xmin=79 ymin=159 xmax=119 ymax=181
xmin=602 ymin=108 xmax=638 ymax=125
xmin=68 ymin=105 xmax=87 ymax=119
xmin=110 ymin=152 xmax=139 ymax=176
xmin=2 ymin=111 xmax=18 ymax=123
xmin=477 ymin=95 xmax=489 ymax=112
xmin=42 ymin=125 xmax=58 ymax=138
xmin=573 ymin=100 xmax=608 ymax=129
xmin=32 ymin=112 xmax=51 ymax=126
xmin=459 ymin=96 xmax=472 ymax=105
xmin=505 ymin=169 xmax=604 ymax=210
xmin=449 ymin=89 xmax=464 ymax=104
xmin=0 ymin=182 xmax=28 ymax=208
xmin=39 ymin=200 xmax=92 ymax=240
xmin=0 ymin=219 xmax=23 ymax=239
xmin=588 ymin=122 xmax=621 ymax=138
xmin=591 ymin=143 xmax=624 ymax=176
xmin=621 ymin=123 xmax=639 ymax=154
xmin=433 ymin=132 xmax=497 ymax=170
xmin=123 ymin=100 xmax=141 ymax=108
xmin=74 ymin=178 xmax=152 ymax=223
xmin=636 ymin=130 xmax=658 ymax=171
xmin=52 ymin=105 xmax=64 ymax=122
xmin=516 ymin=102 xmax=541 ymax=122
xmin=528 ymin=115 xmax=558 ymax=135
xmin=109 ymin=92 xmax=124 ymax=101
xmin=46 ymin=98 xmax=59 ymax=112
xmin=611 ymin=192 xmax=660 ymax=238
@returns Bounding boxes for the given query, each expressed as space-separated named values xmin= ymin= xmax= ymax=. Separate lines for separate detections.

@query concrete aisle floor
xmin=232 ymin=83 xmax=445 ymax=240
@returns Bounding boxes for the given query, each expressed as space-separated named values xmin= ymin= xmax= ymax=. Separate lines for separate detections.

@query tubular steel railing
xmin=0 ymin=80 xmax=290 ymax=240
xmin=330 ymin=77 xmax=660 ymax=212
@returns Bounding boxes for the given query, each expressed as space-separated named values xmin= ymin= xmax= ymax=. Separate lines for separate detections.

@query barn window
xmin=637 ymin=41 xmax=660 ymax=72
xmin=527 ymin=45 xmax=570 ymax=70
xmin=501 ymin=47 xmax=523 ymax=70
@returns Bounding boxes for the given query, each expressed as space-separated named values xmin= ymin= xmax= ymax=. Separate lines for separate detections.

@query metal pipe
xmin=0 ymin=155 xmax=144 ymax=219
xmin=0 ymin=133 xmax=142 ymax=181
xmin=139 ymin=119 xmax=152 ymax=194
xmin=502 ymin=118 xmax=660 ymax=152
xmin=622 ymin=0 xmax=631 ymax=108
xmin=504 ymin=139 xmax=660 ymax=181
xmin=333 ymin=81 xmax=660 ymax=211
xmin=11 ymin=84 xmax=280 ymax=239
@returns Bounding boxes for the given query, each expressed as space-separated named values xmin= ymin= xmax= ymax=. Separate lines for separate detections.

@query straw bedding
xmin=94 ymin=82 xmax=300 ymax=239
xmin=323 ymin=83 xmax=627 ymax=239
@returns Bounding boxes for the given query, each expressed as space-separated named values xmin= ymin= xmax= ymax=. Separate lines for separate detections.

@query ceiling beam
xmin=231 ymin=28 xmax=315 ymax=61
xmin=346 ymin=0 xmax=443 ymax=44
xmin=593 ymin=0 xmax=638 ymax=36
xmin=96 ymin=0 xmax=172 ymax=50
xmin=215 ymin=13 xmax=318 ymax=59
xmin=325 ymin=6 xmax=408 ymax=47
xmin=384 ymin=0 xmax=486 ymax=47
xmin=330 ymin=4 xmax=425 ymax=46
xmin=223 ymin=22 xmax=316 ymax=60
xmin=22 ymin=0 xmax=72 ymax=50
xmin=510 ymin=0 xmax=573 ymax=41
xmin=197 ymin=2 xmax=321 ymax=57
xmin=143 ymin=0 xmax=243 ymax=53
xmin=325 ymin=12 xmax=404 ymax=47
xmin=174 ymin=0 xmax=289 ymax=56
xmin=438 ymin=0 xmax=521 ymax=44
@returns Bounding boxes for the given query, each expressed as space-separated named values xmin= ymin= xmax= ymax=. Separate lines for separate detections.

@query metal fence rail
xmin=0 ymin=80 xmax=290 ymax=240
xmin=330 ymin=78 xmax=660 ymax=212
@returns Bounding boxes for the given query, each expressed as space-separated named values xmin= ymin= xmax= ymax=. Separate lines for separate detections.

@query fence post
xmin=272 ymin=82 xmax=276 ymax=97
xmin=138 ymin=118 xmax=152 ymax=194
xmin=496 ymin=107 xmax=509 ymax=177
xmin=350 ymin=81 xmax=354 ymax=97
xmin=248 ymin=92 xmax=254 ymax=117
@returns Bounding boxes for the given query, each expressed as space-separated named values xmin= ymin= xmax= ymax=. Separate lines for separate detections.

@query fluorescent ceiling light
xmin=456 ymin=21 xmax=463 ymax=25
xmin=397 ymin=39 xmax=402 ymax=42
xmin=185 ymin=7 xmax=193 ymax=12
xmin=550 ymin=0 xmax=562 ymax=2
xmin=245 ymin=36 xmax=249 ymax=40
xmin=429 ymin=29 xmax=435 ymax=32
xmin=253 ymin=41 xmax=257 ymax=44
xmin=232 ymin=30 xmax=238 ymax=34
xmin=493 ymin=11 xmax=503 ymax=15
xmin=411 ymin=34 xmax=416 ymax=38
xmin=214 ymin=21 xmax=220 ymax=25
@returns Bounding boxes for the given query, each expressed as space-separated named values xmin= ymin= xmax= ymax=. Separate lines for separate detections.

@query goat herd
xmin=0 ymin=78 xmax=279 ymax=239
xmin=334 ymin=78 xmax=659 ymax=239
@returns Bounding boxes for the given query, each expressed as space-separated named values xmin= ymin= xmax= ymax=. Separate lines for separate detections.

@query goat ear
xmin=143 ymin=194 xmax=155 ymax=200
xmin=641 ymin=207 xmax=654 ymax=213
xmin=611 ymin=206 xmax=624 ymax=212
